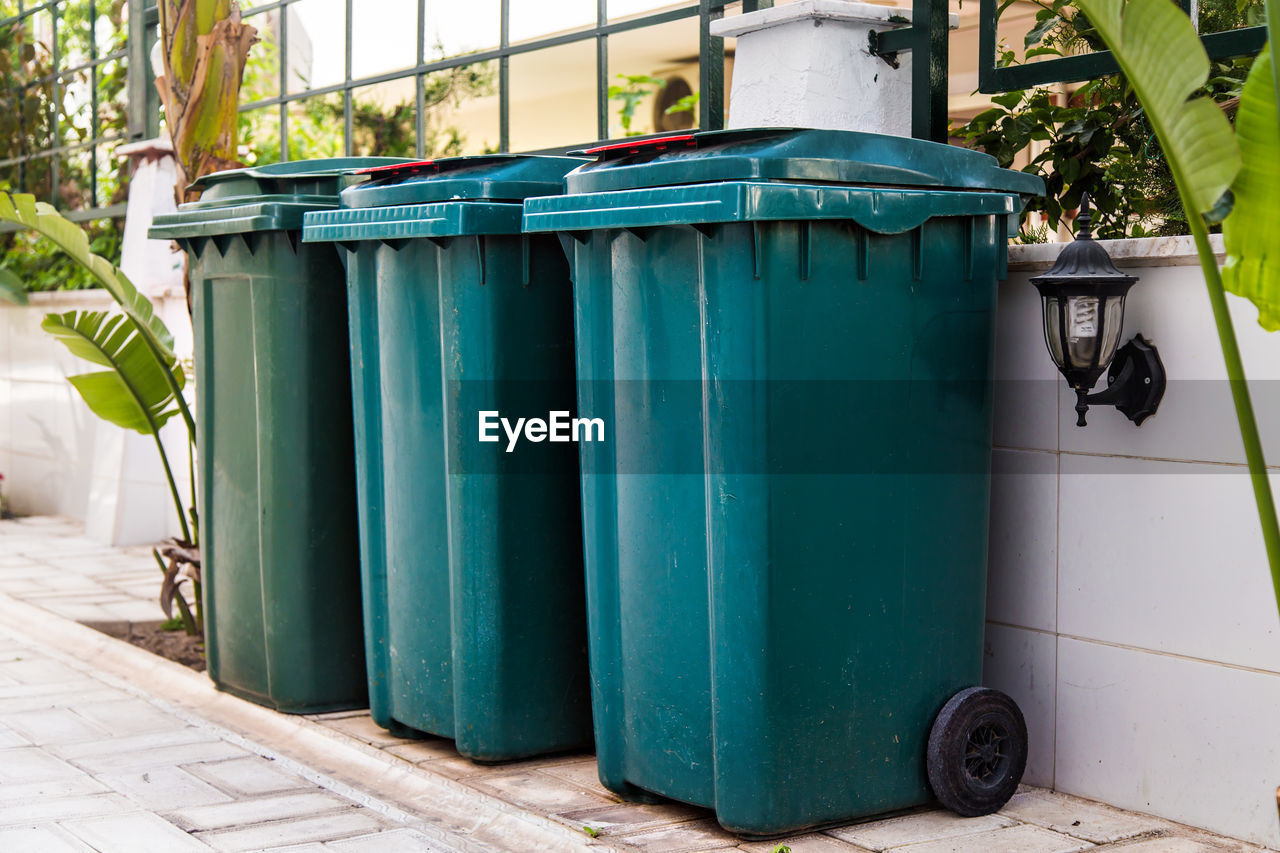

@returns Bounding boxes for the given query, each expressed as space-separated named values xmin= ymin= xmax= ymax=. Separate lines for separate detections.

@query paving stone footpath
xmin=0 ymin=516 xmax=1272 ymax=852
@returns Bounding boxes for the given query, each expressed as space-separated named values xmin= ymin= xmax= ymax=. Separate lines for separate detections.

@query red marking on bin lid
xmin=582 ymin=134 xmax=696 ymax=160
xmin=355 ymin=160 xmax=437 ymax=177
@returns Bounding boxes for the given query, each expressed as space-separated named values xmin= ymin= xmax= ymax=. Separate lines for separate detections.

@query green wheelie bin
xmin=301 ymin=155 xmax=593 ymax=761
xmin=522 ymin=129 xmax=1044 ymax=835
xmin=149 ymin=158 xmax=408 ymax=713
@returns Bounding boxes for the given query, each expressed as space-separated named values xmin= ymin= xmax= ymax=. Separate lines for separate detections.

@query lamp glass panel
xmin=1098 ymin=294 xmax=1126 ymax=368
xmin=1042 ymin=295 xmax=1066 ymax=368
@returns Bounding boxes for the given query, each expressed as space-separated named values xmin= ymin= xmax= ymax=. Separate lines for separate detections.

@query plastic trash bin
xmin=301 ymin=155 xmax=593 ymax=761
xmin=522 ymin=128 xmax=1044 ymax=835
xmin=149 ymin=157 xmax=408 ymax=713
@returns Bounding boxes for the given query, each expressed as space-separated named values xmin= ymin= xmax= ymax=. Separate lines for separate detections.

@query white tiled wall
xmin=985 ymin=241 xmax=1280 ymax=849
xmin=0 ymin=290 xmax=193 ymax=545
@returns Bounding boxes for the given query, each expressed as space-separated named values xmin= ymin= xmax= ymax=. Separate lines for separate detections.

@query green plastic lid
xmin=149 ymin=157 xmax=414 ymax=239
xmin=336 ymin=154 xmax=588 ymax=208
xmin=565 ymin=128 xmax=1044 ymax=196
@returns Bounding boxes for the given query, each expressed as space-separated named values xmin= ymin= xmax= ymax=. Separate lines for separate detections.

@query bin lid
xmin=564 ymin=128 xmax=1044 ymax=196
xmin=149 ymin=157 xmax=413 ymax=238
xmin=337 ymin=154 xmax=587 ymax=208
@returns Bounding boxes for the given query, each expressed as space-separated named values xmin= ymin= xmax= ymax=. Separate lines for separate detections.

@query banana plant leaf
xmin=1074 ymin=0 xmax=1241 ymax=215
xmin=0 ymin=192 xmax=176 ymax=359
xmin=1223 ymin=45 xmax=1280 ymax=329
xmin=42 ymin=310 xmax=187 ymax=436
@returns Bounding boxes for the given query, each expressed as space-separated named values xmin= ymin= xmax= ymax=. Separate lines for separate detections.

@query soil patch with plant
xmin=86 ymin=620 xmax=206 ymax=672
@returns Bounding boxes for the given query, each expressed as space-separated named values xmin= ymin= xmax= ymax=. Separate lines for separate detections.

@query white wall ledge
xmin=1009 ymin=233 xmax=1225 ymax=271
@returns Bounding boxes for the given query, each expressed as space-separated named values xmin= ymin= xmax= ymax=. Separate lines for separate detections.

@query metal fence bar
xmin=499 ymin=0 xmax=509 ymax=151
xmin=698 ymin=0 xmax=723 ymax=130
xmin=596 ymin=0 xmax=608 ymax=141
xmin=279 ymin=5 xmax=289 ymax=162
xmin=50 ymin=0 xmax=60 ymax=205
xmin=344 ymin=0 xmax=352 ymax=156
xmin=911 ymin=0 xmax=948 ymax=142
xmin=415 ymin=0 xmax=426 ymax=159
xmin=90 ymin=0 xmax=98 ymax=208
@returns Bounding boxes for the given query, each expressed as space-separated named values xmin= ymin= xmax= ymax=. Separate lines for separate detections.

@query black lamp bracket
xmin=1073 ymin=335 xmax=1166 ymax=427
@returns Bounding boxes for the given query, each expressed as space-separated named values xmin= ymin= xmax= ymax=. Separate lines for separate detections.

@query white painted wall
xmin=985 ymin=235 xmax=1280 ymax=850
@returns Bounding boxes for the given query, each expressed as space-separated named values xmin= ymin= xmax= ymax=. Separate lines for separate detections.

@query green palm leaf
xmin=41 ymin=310 xmax=187 ymax=435
xmin=0 ymin=192 xmax=175 ymax=355
xmin=1074 ymin=0 xmax=1241 ymax=215
xmin=1223 ymin=47 xmax=1280 ymax=329
xmin=0 ymin=191 xmax=194 ymax=441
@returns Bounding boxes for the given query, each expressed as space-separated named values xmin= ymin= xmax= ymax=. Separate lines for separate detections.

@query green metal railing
xmin=973 ymin=0 xmax=1265 ymax=94
xmin=236 ymin=0 xmax=779 ymax=160
xmin=0 ymin=0 xmax=137 ymax=220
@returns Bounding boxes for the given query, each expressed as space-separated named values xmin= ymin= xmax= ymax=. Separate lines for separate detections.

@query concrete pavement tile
xmin=521 ymin=758 xmax=617 ymax=800
xmin=0 ymin=775 xmax=110 ymax=802
xmin=71 ymin=739 xmax=250 ymax=774
xmin=888 ymin=824 xmax=1095 ymax=853
xmin=0 ymin=657 xmax=84 ymax=686
xmin=69 ymin=697 xmax=189 ymax=736
xmin=557 ymin=801 xmax=708 ymax=834
xmin=188 ymin=756 xmax=320 ymax=797
xmin=0 ymin=825 xmax=94 ymax=852
xmin=0 ymin=688 xmax=125 ymax=715
xmin=261 ymin=846 xmax=328 ymax=853
xmin=52 ymin=726 xmax=219 ymax=759
xmin=0 ymin=746 xmax=89 ymax=783
xmin=738 ymin=834 xmax=872 ymax=852
xmin=466 ymin=769 xmax=613 ymax=813
xmin=0 ymin=724 xmax=29 ymax=747
xmin=15 ymin=590 xmax=137 ymax=603
xmin=305 ymin=710 xmax=370 ymax=722
xmin=102 ymin=765 xmax=235 ymax=811
xmin=324 ymin=827 xmax=454 ymax=851
xmin=1000 ymin=791 xmax=1171 ymax=843
xmin=0 ymin=793 xmax=137 ymax=826
xmin=195 ymin=811 xmax=387 ymax=852
xmin=168 ymin=792 xmax=357 ymax=832
xmin=1105 ymin=838 xmax=1226 ymax=852
xmin=612 ymin=818 xmax=740 ymax=852
xmin=63 ymin=811 xmax=213 ymax=852
xmin=415 ymin=756 xmax=491 ymax=779
xmin=826 ymin=811 xmax=1014 ymax=850
xmin=1 ymin=707 xmax=111 ymax=745
xmin=383 ymin=739 xmax=463 ymax=764
xmin=317 ymin=714 xmax=412 ymax=747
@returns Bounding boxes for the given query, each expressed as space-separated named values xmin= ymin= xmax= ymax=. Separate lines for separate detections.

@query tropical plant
xmin=1067 ymin=0 xmax=1280 ymax=613
xmin=955 ymin=0 xmax=1259 ymax=239
xmin=609 ymin=74 xmax=667 ymax=136
xmin=156 ymin=0 xmax=258 ymax=205
xmin=0 ymin=2 xmax=130 ymax=293
xmin=0 ymin=191 xmax=203 ymax=634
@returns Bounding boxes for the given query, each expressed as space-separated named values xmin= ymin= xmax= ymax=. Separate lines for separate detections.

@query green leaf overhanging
xmin=0 ymin=192 xmax=175 ymax=355
xmin=1223 ymin=47 xmax=1280 ymax=329
xmin=41 ymin=310 xmax=186 ymax=436
xmin=1074 ymin=0 xmax=1241 ymax=215
xmin=0 ymin=191 xmax=195 ymax=442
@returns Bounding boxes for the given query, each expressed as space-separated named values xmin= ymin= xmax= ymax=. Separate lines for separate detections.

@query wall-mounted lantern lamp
xmin=1029 ymin=195 xmax=1166 ymax=427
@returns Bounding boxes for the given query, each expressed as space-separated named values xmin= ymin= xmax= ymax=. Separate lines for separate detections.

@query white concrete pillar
xmin=711 ymin=0 xmax=957 ymax=137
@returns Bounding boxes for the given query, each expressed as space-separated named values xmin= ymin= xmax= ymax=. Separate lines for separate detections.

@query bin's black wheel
xmin=926 ymin=686 xmax=1027 ymax=817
